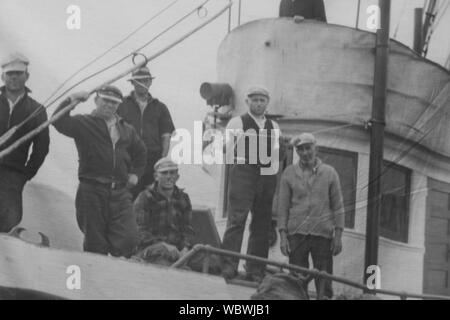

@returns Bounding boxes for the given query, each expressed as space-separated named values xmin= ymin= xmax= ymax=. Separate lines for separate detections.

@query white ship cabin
xmin=202 ymin=18 xmax=450 ymax=297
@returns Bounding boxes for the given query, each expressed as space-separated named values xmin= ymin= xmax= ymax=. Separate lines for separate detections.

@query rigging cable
xmin=0 ymin=0 xmax=211 ymax=148
xmin=422 ymin=0 xmax=439 ymax=56
xmin=392 ymin=0 xmax=409 ymax=39
xmin=42 ymin=0 xmax=180 ymax=106
xmin=0 ymin=2 xmax=233 ymax=160
xmin=359 ymin=81 xmax=450 ymax=195
xmin=429 ymin=0 xmax=450 ymax=34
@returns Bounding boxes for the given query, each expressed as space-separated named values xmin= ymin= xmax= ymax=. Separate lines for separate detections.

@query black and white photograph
xmin=1 ymin=0 xmax=450 ymax=304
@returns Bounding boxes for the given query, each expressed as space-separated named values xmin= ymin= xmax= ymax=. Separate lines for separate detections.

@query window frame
xmin=379 ymin=161 xmax=411 ymax=243
xmin=317 ymin=146 xmax=358 ymax=229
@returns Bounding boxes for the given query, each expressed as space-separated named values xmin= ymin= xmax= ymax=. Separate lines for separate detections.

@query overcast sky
xmin=0 ymin=0 xmax=449 ymax=195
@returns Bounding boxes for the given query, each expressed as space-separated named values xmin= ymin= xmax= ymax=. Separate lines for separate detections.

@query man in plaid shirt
xmin=133 ymin=157 xmax=194 ymax=265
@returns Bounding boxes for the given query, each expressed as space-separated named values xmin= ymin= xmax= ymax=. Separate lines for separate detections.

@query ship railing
xmin=171 ymin=244 xmax=450 ymax=300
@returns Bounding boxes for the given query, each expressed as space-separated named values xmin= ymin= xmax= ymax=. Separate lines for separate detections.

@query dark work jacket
xmin=0 ymin=86 xmax=50 ymax=179
xmin=279 ymin=0 xmax=327 ymax=22
xmin=117 ymin=93 xmax=175 ymax=158
xmin=52 ymin=98 xmax=147 ymax=184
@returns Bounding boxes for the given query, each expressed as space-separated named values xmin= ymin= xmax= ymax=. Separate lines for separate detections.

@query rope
xmin=0 ymin=2 xmax=233 ymax=160
xmin=41 ymin=0 xmax=180 ymax=106
xmin=392 ymin=0 xmax=409 ymax=39
xmin=0 ymin=0 xmax=212 ymax=149
xmin=430 ymin=0 xmax=450 ymax=34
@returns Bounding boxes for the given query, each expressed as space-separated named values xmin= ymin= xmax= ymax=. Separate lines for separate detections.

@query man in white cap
xmin=52 ymin=86 xmax=147 ymax=257
xmin=278 ymin=132 xmax=344 ymax=299
xmin=117 ymin=67 xmax=175 ymax=199
xmin=221 ymin=85 xmax=282 ymax=281
xmin=0 ymin=52 xmax=50 ymax=232
xmin=133 ymin=157 xmax=194 ymax=265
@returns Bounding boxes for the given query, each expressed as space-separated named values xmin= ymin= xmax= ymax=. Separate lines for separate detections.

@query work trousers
xmin=0 ymin=166 xmax=27 ymax=233
xmin=221 ymin=164 xmax=277 ymax=275
xmin=75 ymin=181 xmax=139 ymax=257
xmin=288 ymin=234 xmax=334 ymax=299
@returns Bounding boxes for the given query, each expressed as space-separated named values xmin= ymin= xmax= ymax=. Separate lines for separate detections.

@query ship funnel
xmin=200 ymin=82 xmax=233 ymax=106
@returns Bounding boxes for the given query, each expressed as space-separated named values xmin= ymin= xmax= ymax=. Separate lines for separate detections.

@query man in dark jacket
xmin=117 ymin=67 xmax=175 ymax=198
xmin=52 ymin=86 xmax=147 ymax=257
xmin=279 ymin=0 xmax=327 ymax=22
xmin=0 ymin=53 xmax=50 ymax=233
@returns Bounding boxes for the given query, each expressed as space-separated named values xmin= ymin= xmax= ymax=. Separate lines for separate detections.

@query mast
xmin=364 ymin=0 xmax=391 ymax=288
xmin=356 ymin=0 xmax=362 ymax=29
xmin=413 ymin=8 xmax=424 ymax=53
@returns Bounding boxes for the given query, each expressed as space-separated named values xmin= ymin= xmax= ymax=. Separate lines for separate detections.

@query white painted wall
xmin=213 ymin=122 xmax=435 ymax=297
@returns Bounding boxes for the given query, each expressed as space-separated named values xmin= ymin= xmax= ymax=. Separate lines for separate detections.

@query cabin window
xmin=380 ymin=162 xmax=411 ymax=243
xmin=317 ymin=147 xmax=358 ymax=229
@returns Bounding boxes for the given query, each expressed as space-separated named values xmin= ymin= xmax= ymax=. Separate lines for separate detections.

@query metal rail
xmin=171 ymin=244 xmax=450 ymax=300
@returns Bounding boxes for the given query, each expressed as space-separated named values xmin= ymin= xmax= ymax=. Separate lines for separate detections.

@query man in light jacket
xmin=278 ymin=132 xmax=344 ymax=299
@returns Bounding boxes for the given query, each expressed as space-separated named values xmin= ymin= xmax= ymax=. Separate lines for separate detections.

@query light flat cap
xmin=247 ymin=85 xmax=270 ymax=98
xmin=128 ymin=67 xmax=155 ymax=81
xmin=97 ymin=85 xmax=123 ymax=104
xmin=291 ymin=133 xmax=317 ymax=147
xmin=154 ymin=157 xmax=179 ymax=173
xmin=1 ymin=52 xmax=29 ymax=72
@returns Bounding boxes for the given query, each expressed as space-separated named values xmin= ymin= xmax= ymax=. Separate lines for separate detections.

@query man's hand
xmin=127 ymin=174 xmax=139 ymax=189
xmin=180 ymin=247 xmax=190 ymax=257
xmin=69 ymin=91 xmax=90 ymax=103
xmin=161 ymin=242 xmax=179 ymax=254
xmin=331 ymin=229 xmax=343 ymax=256
xmin=280 ymin=231 xmax=290 ymax=257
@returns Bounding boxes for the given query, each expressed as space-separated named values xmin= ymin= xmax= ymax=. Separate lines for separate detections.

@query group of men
xmin=0 ymin=53 xmax=192 ymax=262
xmin=0 ymin=47 xmax=344 ymax=298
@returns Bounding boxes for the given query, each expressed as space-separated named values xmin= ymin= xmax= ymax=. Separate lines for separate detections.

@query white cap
xmin=1 ymin=52 xmax=29 ymax=72
xmin=291 ymin=133 xmax=317 ymax=147
xmin=154 ymin=157 xmax=179 ymax=173
xmin=247 ymin=85 xmax=270 ymax=98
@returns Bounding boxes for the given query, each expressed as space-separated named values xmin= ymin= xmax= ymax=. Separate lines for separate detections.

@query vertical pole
xmin=238 ymin=0 xmax=242 ymax=26
xmin=364 ymin=0 xmax=391 ymax=289
xmin=356 ymin=0 xmax=362 ymax=29
xmin=413 ymin=8 xmax=424 ymax=53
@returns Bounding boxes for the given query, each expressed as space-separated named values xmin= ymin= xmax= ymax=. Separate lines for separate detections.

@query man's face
xmin=1 ymin=70 xmax=29 ymax=92
xmin=94 ymin=96 xmax=120 ymax=118
xmin=155 ymin=169 xmax=179 ymax=190
xmin=296 ymin=143 xmax=317 ymax=165
xmin=246 ymin=94 xmax=269 ymax=117
xmin=132 ymin=78 xmax=152 ymax=95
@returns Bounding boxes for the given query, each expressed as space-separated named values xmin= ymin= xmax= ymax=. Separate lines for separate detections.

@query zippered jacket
xmin=52 ymin=98 xmax=147 ymax=183
xmin=0 ymin=86 xmax=50 ymax=179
